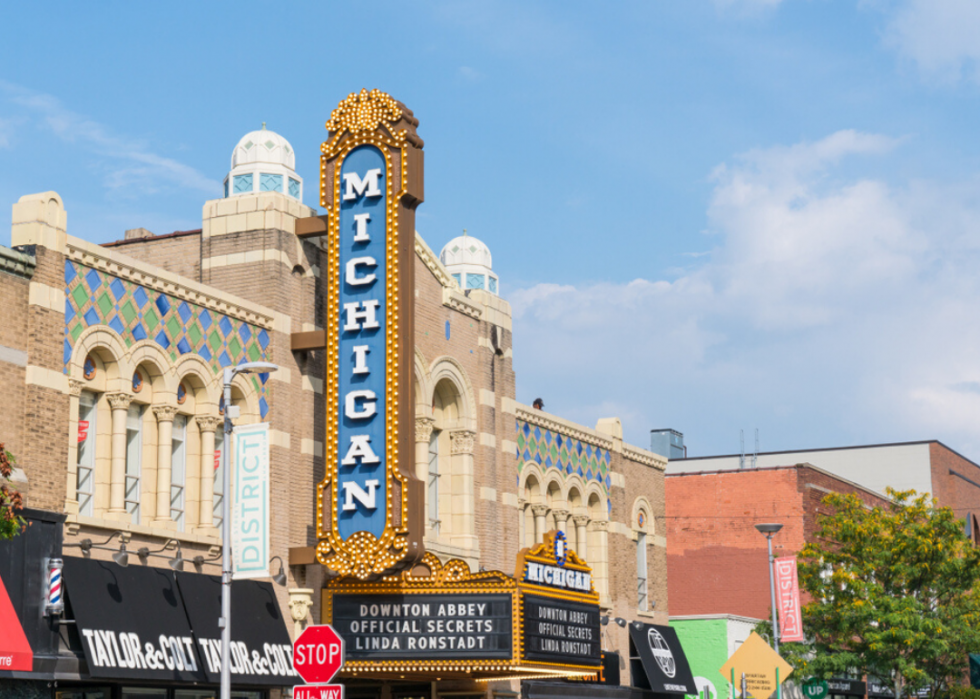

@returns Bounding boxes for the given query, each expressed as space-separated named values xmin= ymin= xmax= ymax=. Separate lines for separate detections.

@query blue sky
xmin=2 ymin=1 xmax=980 ymax=458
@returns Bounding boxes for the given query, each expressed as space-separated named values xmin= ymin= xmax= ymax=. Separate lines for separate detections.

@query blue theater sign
xmin=298 ymin=89 xmax=425 ymax=579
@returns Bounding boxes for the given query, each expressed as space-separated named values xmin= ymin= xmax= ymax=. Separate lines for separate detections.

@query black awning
xmin=522 ymin=680 xmax=633 ymax=698
xmin=628 ymin=622 xmax=697 ymax=695
xmin=175 ymin=571 xmax=297 ymax=686
xmin=63 ymin=556 xmax=208 ymax=683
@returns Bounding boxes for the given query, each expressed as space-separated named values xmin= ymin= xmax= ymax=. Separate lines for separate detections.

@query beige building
xmin=0 ymin=124 xmax=668 ymax=698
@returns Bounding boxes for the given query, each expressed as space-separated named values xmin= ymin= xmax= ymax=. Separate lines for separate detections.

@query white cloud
xmin=511 ymin=130 xmax=980 ymax=459
xmin=0 ymin=82 xmax=220 ymax=195
xmin=880 ymin=0 xmax=980 ymax=82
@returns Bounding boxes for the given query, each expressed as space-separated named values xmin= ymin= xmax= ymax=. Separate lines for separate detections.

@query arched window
xmin=76 ymin=390 xmax=98 ymax=517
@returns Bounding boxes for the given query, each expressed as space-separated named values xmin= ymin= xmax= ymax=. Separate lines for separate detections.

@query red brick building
xmin=665 ymin=463 xmax=890 ymax=619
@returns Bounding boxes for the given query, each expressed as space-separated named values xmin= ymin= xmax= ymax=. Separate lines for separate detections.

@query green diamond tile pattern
xmin=514 ymin=418 xmax=611 ymax=494
xmin=63 ymin=261 xmax=271 ymax=413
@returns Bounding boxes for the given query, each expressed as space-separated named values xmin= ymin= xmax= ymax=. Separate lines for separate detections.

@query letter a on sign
xmin=303 ymin=89 xmax=425 ymax=579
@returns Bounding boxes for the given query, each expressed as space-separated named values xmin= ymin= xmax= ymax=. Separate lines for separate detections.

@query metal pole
xmin=767 ymin=533 xmax=780 ymax=654
xmin=220 ymin=369 xmax=234 ymax=699
xmin=732 ymin=667 xmax=736 ymax=699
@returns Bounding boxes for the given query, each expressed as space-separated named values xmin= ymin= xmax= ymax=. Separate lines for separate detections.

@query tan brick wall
xmin=0 ymin=255 xmax=31 ymax=463
xmin=104 ymin=232 xmax=202 ymax=282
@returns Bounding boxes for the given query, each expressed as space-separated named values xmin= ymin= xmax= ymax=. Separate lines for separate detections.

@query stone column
xmin=105 ymin=392 xmax=133 ymax=519
xmin=449 ymin=429 xmax=477 ymax=550
xmin=573 ymin=515 xmax=590 ymax=560
xmin=65 ymin=379 xmax=84 ymax=513
xmin=153 ymin=405 xmax=178 ymax=527
xmin=553 ymin=508 xmax=570 ymax=534
xmin=414 ymin=417 xmax=435 ymax=483
xmin=589 ymin=519 xmax=610 ymax=600
xmin=288 ymin=588 xmax=314 ymax=638
xmin=531 ymin=504 xmax=549 ymax=545
xmin=195 ymin=416 xmax=221 ymax=529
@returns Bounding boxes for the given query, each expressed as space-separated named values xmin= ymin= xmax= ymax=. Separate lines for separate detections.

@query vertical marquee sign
xmin=306 ymin=89 xmax=425 ymax=579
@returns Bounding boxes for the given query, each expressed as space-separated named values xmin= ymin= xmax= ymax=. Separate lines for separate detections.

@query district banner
xmin=774 ymin=556 xmax=804 ymax=643
xmin=232 ymin=423 xmax=270 ymax=580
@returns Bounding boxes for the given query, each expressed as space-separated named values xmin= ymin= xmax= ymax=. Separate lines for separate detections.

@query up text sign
xmin=304 ymin=89 xmax=425 ymax=579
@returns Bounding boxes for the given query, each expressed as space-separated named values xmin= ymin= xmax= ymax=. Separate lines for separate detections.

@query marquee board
xmin=321 ymin=536 xmax=602 ymax=680
xmin=297 ymin=89 xmax=426 ymax=580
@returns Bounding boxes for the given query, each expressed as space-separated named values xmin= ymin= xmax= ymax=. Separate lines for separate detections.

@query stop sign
xmin=293 ymin=624 xmax=345 ymax=684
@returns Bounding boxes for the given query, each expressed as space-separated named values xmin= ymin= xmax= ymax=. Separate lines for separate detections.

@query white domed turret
xmin=223 ymin=124 xmax=303 ymax=202
xmin=440 ymin=230 xmax=499 ymax=295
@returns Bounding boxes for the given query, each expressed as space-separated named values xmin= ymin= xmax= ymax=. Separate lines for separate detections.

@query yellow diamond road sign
xmin=719 ymin=632 xmax=793 ymax=699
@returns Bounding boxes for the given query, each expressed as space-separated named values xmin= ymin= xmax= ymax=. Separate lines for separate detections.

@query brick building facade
xmin=0 ymin=123 xmax=668 ymax=695
xmin=665 ymin=463 xmax=890 ymax=620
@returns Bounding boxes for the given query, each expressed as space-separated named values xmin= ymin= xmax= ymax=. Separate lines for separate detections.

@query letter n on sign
xmin=312 ymin=89 xmax=425 ymax=580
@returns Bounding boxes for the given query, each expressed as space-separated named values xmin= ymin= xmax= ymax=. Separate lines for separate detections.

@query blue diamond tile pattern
xmin=62 ymin=263 xmax=271 ymax=415
xmin=515 ymin=418 xmax=611 ymax=494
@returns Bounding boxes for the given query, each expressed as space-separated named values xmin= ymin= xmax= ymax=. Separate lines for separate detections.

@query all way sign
xmin=294 ymin=686 xmax=344 ymax=699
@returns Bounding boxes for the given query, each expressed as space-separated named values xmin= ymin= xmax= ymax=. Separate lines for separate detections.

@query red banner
xmin=774 ymin=556 xmax=804 ymax=643
xmin=77 ymin=420 xmax=89 ymax=443
xmin=214 ymin=449 xmax=221 ymax=470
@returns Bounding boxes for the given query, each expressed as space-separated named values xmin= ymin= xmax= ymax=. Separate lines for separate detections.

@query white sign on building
xmin=232 ymin=423 xmax=270 ymax=580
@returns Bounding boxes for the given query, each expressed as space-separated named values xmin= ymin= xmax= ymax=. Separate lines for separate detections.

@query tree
xmin=787 ymin=489 xmax=980 ymax=699
xmin=0 ymin=443 xmax=26 ymax=540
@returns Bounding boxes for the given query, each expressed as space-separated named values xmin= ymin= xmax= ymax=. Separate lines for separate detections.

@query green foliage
xmin=0 ymin=443 xmax=26 ymax=540
xmin=796 ymin=489 xmax=980 ymax=699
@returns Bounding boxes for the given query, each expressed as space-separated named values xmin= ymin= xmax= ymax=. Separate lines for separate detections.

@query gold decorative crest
xmin=325 ymin=88 xmax=402 ymax=137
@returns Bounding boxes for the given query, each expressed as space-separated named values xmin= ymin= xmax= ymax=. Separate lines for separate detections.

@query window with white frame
xmin=124 ymin=404 xmax=143 ymax=524
xmin=213 ymin=428 xmax=224 ymax=529
xmin=76 ymin=391 xmax=98 ymax=516
xmin=171 ymin=414 xmax=187 ymax=531
xmin=637 ymin=530 xmax=648 ymax=610
xmin=428 ymin=430 xmax=441 ymax=535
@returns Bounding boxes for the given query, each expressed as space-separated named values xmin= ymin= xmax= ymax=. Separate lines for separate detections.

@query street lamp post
xmin=754 ymin=522 xmax=783 ymax=654
xmin=220 ymin=361 xmax=278 ymax=699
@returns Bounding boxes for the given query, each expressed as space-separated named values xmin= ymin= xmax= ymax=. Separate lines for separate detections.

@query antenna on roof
xmin=752 ymin=428 xmax=759 ymax=469
xmin=739 ymin=430 xmax=745 ymax=469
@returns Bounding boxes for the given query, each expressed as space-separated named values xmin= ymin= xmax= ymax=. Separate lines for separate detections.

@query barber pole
xmin=44 ymin=558 xmax=64 ymax=616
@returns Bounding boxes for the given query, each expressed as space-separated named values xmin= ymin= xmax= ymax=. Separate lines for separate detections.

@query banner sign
xmin=77 ymin=419 xmax=89 ymax=442
xmin=331 ymin=592 xmax=513 ymax=660
xmin=522 ymin=594 xmax=601 ymax=665
xmin=313 ymin=89 xmax=425 ymax=580
xmin=232 ymin=423 xmax=270 ymax=580
xmin=774 ymin=556 xmax=804 ymax=643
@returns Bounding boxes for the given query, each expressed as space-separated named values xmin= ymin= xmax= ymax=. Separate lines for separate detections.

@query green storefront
xmin=671 ymin=615 xmax=761 ymax=699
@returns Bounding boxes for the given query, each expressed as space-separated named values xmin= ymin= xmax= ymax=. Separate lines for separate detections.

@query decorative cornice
xmin=414 ymin=231 xmax=459 ymax=291
xmin=442 ymin=287 xmax=483 ymax=321
xmin=623 ymin=445 xmax=667 ymax=472
xmin=515 ymin=406 xmax=613 ymax=451
xmin=552 ymin=509 xmax=570 ymax=523
xmin=0 ymin=246 xmax=36 ymax=279
xmin=572 ymin=515 xmax=591 ymax=527
xmin=67 ymin=238 xmax=274 ymax=330
xmin=531 ymin=504 xmax=550 ymax=517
